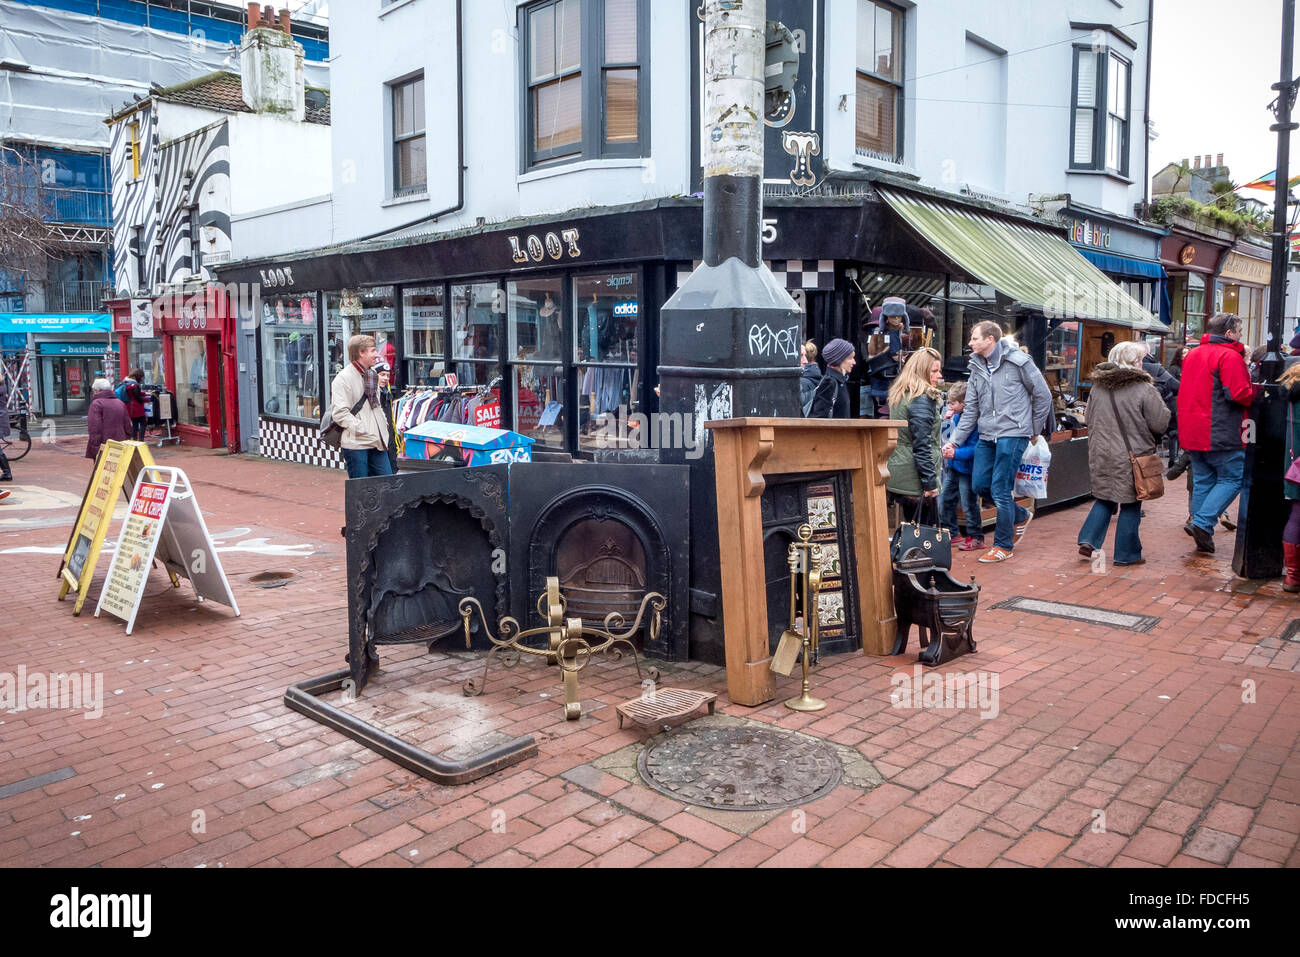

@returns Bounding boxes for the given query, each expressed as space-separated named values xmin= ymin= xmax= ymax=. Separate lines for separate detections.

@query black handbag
xmin=890 ymin=498 xmax=952 ymax=570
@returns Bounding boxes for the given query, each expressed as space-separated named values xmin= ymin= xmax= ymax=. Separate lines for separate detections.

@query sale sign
xmin=97 ymin=482 xmax=170 ymax=633
xmin=474 ymin=400 xmax=502 ymax=430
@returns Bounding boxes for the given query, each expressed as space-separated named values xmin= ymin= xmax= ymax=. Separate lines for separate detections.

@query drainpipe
xmin=349 ymin=0 xmax=465 ymax=244
xmin=1142 ymin=0 xmax=1154 ymax=210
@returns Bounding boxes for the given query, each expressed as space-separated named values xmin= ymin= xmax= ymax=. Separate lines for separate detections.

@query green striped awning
xmin=878 ymin=188 xmax=1165 ymax=333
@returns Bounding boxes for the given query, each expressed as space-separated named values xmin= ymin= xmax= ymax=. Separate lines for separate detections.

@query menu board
xmin=96 ymin=481 xmax=171 ymax=633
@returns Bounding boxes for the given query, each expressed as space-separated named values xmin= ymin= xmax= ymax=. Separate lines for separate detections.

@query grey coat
xmin=1084 ymin=364 xmax=1171 ymax=504
xmin=949 ymin=338 xmax=1053 ymax=446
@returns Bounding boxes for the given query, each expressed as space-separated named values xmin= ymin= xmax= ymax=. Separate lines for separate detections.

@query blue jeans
xmin=1078 ymin=499 xmax=1144 ymax=564
xmin=973 ymin=437 xmax=1031 ymax=550
xmin=1188 ymin=449 xmax=1245 ymax=531
xmin=342 ymin=448 xmax=394 ymax=479
xmin=939 ymin=468 xmax=984 ymax=540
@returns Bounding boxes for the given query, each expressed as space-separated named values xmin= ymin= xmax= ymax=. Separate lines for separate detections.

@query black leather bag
xmin=890 ymin=499 xmax=952 ymax=570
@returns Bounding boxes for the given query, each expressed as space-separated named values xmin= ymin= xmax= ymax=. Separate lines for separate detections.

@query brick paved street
xmin=2 ymin=441 xmax=1298 ymax=868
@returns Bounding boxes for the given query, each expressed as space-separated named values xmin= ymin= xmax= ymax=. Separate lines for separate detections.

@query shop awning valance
xmin=0 ymin=314 xmax=112 ymax=335
xmin=1078 ymin=250 xmax=1167 ymax=281
xmin=877 ymin=189 xmax=1166 ymax=333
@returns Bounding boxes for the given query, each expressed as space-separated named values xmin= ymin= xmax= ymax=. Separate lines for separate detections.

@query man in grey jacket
xmin=942 ymin=321 xmax=1053 ymax=563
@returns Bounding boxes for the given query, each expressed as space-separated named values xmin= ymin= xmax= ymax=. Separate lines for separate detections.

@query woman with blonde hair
xmin=1278 ymin=361 xmax=1300 ymax=590
xmin=1076 ymin=340 xmax=1170 ymax=566
xmin=886 ymin=347 xmax=945 ymax=525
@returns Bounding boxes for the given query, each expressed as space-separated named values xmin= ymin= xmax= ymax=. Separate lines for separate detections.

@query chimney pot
xmin=262 ymin=4 xmax=275 ymax=28
xmin=1181 ymin=158 xmax=1189 ymax=167
xmin=1217 ymin=153 xmax=1224 ymax=167
xmin=1204 ymin=155 xmax=1212 ymax=169
xmin=247 ymin=2 xmax=259 ymax=29
xmin=1193 ymin=156 xmax=1201 ymax=169
xmin=279 ymin=9 xmax=291 ymax=34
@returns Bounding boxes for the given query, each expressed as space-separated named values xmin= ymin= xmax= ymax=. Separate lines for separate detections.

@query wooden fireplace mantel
xmin=705 ymin=418 xmax=902 ymax=707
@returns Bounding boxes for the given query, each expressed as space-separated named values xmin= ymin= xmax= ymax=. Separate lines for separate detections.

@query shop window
xmin=391 ymin=74 xmax=426 ymax=197
xmin=325 ymin=287 xmax=397 ymax=387
xmin=574 ymin=270 xmax=639 ymax=452
xmin=451 ymin=282 xmax=502 ymax=386
xmin=173 ymin=336 xmax=210 ymax=429
xmin=404 ymin=285 xmax=446 ymax=387
xmin=260 ymin=295 xmax=321 ymax=421
xmin=509 ymin=277 xmax=565 ymax=448
xmin=523 ymin=0 xmax=646 ymax=168
xmin=1071 ymin=46 xmax=1130 ymax=176
xmin=127 ymin=339 xmax=163 ymax=386
xmin=856 ymin=0 xmax=903 ymax=161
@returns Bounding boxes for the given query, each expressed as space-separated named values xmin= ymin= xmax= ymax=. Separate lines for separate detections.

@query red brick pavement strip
xmin=1 ymin=447 xmax=1299 ymax=867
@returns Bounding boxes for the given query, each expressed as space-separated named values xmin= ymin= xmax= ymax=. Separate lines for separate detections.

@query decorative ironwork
xmin=460 ymin=577 xmax=664 ymax=721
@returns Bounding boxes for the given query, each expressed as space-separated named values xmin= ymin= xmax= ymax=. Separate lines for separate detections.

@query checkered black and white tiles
xmin=256 ymin=416 xmax=344 ymax=470
xmin=675 ymin=259 xmax=837 ymax=293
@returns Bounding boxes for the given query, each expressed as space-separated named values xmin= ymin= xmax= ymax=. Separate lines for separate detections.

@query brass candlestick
xmin=785 ymin=524 xmax=826 ymax=713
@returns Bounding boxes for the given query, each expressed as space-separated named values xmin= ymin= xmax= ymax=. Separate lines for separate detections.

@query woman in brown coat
xmin=86 ymin=379 xmax=132 ymax=461
xmin=1077 ymin=341 xmax=1171 ymax=566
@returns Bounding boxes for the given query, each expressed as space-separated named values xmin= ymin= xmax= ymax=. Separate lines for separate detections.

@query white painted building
xmin=104 ymin=9 xmax=330 ymax=449
xmin=305 ymin=0 xmax=1151 ymax=245
xmin=221 ymin=0 xmax=1161 ymax=466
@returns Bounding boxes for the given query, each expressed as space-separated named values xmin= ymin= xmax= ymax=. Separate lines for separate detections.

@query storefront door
xmin=40 ymin=355 xmax=94 ymax=416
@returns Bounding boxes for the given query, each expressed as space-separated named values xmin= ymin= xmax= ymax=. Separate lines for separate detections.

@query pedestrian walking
xmin=938 ymin=381 xmax=986 ymax=551
xmin=942 ymin=321 xmax=1053 ymax=564
xmin=886 ymin=347 xmax=944 ymax=525
xmin=330 ymin=335 xmax=393 ymax=479
xmin=1175 ymin=314 xmax=1256 ymax=553
xmin=0 ymin=376 xmax=13 ymax=485
xmin=809 ymin=338 xmax=855 ymax=419
xmin=799 ymin=340 xmax=822 ymax=415
xmin=86 ymin=378 xmax=132 ymax=461
xmin=1076 ymin=343 xmax=1171 ymax=566
xmin=124 ymin=369 xmax=148 ymax=442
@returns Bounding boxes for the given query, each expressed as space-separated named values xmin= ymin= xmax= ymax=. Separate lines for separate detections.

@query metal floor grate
xmin=990 ymin=597 xmax=1160 ymax=634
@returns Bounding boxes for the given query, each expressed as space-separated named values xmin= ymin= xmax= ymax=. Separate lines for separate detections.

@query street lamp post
xmin=1234 ymin=0 xmax=1297 ymax=579
xmin=658 ymin=0 xmax=803 ymax=664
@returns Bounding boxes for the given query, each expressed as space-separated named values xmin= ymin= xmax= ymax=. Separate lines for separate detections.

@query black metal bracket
xmin=283 ymin=670 xmax=538 ymax=787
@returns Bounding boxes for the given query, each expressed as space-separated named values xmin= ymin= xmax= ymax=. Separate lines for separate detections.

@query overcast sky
xmin=1151 ymin=0 xmax=1298 ymax=193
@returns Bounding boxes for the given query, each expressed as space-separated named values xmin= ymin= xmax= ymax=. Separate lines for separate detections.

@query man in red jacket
xmin=1176 ymin=313 xmax=1256 ymax=553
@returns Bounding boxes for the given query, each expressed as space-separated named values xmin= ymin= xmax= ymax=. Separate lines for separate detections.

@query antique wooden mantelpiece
xmin=705 ymin=418 xmax=902 ymax=707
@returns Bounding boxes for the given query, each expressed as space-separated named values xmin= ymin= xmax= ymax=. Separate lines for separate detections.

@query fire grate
xmin=989 ymin=597 xmax=1160 ymax=634
xmin=616 ymin=688 xmax=717 ymax=729
xmin=637 ymin=725 xmax=842 ymax=811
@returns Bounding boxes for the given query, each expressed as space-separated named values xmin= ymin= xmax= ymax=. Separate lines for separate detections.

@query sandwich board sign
xmin=95 ymin=466 xmax=239 ymax=635
xmin=58 ymin=440 xmax=170 ymax=615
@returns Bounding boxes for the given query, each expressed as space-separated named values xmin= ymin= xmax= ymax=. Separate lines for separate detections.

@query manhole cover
xmin=249 ymin=571 xmax=295 ymax=589
xmin=637 ymin=726 xmax=842 ymax=811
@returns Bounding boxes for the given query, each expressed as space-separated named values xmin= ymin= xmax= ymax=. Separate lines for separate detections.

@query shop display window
xmin=260 ymin=295 xmax=320 ymax=421
xmin=404 ymin=285 xmax=446 ymax=387
xmin=173 ymin=336 xmax=210 ymax=428
xmin=1045 ymin=322 xmax=1081 ymax=402
xmin=451 ymin=282 xmax=502 ymax=386
xmin=127 ymin=339 xmax=163 ymax=386
xmin=574 ymin=270 xmax=638 ymax=451
xmin=325 ymin=287 xmax=398 ymax=387
xmin=509 ymin=277 xmax=566 ymax=448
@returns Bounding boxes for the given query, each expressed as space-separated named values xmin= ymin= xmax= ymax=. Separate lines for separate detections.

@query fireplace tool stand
xmin=769 ymin=525 xmax=826 ymax=712
xmin=460 ymin=577 xmax=664 ymax=721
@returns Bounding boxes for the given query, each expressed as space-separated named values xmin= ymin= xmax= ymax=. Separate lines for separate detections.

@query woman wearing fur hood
xmin=1077 ymin=342 xmax=1171 ymax=566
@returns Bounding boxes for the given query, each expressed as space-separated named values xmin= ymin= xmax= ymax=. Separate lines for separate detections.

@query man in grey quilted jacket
xmin=942 ymin=321 xmax=1053 ymax=563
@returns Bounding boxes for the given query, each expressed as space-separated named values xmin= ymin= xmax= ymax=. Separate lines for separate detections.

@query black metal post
xmin=659 ymin=0 xmax=802 ymax=664
xmin=1233 ymin=0 xmax=1296 ymax=579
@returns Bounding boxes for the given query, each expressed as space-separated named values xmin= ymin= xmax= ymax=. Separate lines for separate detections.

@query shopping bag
xmin=1014 ymin=437 xmax=1051 ymax=499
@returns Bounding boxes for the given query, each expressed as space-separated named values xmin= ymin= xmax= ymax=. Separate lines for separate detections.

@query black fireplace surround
xmin=345 ymin=463 xmax=690 ymax=692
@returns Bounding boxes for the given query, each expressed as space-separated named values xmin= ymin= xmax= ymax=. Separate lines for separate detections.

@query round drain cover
xmin=637 ymin=725 xmax=842 ymax=811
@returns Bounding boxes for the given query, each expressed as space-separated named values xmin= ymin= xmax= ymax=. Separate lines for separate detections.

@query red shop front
xmin=109 ymin=287 xmax=240 ymax=450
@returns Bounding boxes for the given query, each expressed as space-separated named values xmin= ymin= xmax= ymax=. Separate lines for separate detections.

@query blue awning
xmin=0 ymin=314 xmax=112 ymax=335
xmin=1078 ymin=250 xmax=1167 ymax=280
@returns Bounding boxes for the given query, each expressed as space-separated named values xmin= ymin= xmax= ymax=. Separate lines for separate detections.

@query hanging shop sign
xmin=58 ymin=440 xmax=161 ymax=615
xmin=131 ymin=299 xmax=155 ymax=339
xmin=96 ymin=466 xmax=239 ymax=635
